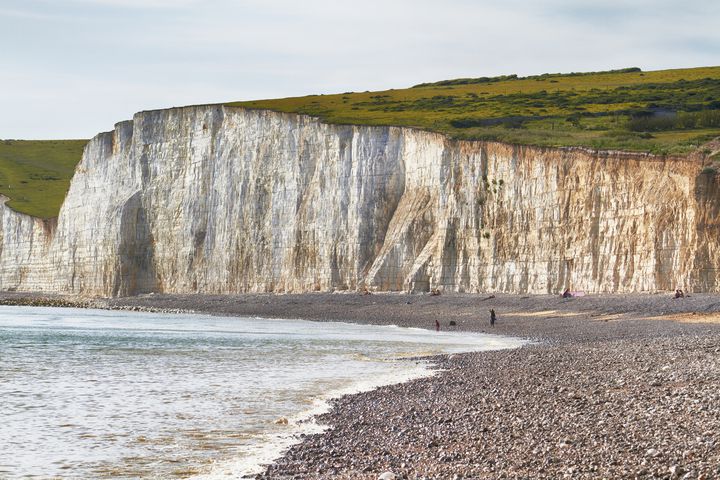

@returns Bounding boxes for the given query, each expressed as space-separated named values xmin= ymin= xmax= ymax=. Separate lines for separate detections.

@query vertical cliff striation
xmin=1 ymin=106 xmax=718 ymax=296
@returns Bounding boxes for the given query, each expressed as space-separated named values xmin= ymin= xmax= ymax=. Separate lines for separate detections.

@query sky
xmin=1 ymin=0 xmax=719 ymax=139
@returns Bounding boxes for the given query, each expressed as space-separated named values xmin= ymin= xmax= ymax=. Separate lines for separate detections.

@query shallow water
xmin=0 ymin=306 xmax=525 ymax=478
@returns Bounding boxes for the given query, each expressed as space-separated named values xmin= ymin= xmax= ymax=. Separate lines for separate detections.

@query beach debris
xmin=274 ymin=417 xmax=289 ymax=425
xmin=430 ymin=288 xmax=441 ymax=296
xmin=448 ymin=321 xmax=457 ymax=327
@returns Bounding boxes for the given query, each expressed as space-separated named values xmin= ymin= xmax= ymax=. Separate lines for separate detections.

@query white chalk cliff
xmin=1 ymin=106 xmax=718 ymax=296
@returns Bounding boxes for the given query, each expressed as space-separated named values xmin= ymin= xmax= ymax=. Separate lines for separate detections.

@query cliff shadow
xmin=692 ymin=170 xmax=720 ymax=291
xmin=113 ymin=192 xmax=158 ymax=296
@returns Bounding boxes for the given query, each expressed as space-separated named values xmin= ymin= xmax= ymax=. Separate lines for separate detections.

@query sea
xmin=0 ymin=305 xmax=525 ymax=479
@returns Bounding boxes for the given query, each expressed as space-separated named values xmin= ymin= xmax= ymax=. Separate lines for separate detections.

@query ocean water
xmin=0 ymin=306 xmax=525 ymax=479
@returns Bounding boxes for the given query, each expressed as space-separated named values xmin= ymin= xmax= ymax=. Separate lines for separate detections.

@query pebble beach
xmin=3 ymin=291 xmax=720 ymax=478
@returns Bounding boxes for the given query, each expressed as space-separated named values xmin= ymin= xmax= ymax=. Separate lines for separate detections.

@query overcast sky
xmin=2 ymin=0 xmax=719 ymax=139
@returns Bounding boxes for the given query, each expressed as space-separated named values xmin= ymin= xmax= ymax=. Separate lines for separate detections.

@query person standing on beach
xmin=490 ymin=309 xmax=496 ymax=327
xmin=435 ymin=319 xmax=440 ymax=332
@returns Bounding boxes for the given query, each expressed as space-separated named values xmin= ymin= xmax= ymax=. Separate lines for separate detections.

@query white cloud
xmin=49 ymin=0 xmax=200 ymax=8
xmin=0 ymin=7 xmax=82 ymax=20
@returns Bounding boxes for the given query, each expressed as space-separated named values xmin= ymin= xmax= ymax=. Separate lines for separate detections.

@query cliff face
xmin=1 ymin=106 xmax=718 ymax=296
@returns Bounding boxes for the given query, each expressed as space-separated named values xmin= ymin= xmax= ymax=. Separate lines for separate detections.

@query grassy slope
xmin=229 ymin=66 xmax=720 ymax=155
xmin=0 ymin=139 xmax=87 ymax=219
xmin=4 ymin=66 xmax=719 ymax=219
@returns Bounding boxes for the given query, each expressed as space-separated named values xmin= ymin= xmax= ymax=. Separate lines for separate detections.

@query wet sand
xmin=3 ymin=291 xmax=720 ymax=478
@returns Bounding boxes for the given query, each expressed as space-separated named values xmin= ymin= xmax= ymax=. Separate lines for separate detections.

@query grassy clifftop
xmin=3 ymin=66 xmax=719 ymax=219
xmin=0 ymin=139 xmax=87 ymax=219
xmin=230 ymin=66 xmax=720 ymax=155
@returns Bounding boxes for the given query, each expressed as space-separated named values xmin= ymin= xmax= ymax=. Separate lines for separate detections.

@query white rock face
xmin=1 ymin=106 xmax=718 ymax=296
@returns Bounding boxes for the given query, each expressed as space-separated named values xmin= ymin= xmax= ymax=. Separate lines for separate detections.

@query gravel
xmin=258 ymin=331 xmax=720 ymax=479
xmin=3 ymin=290 xmax=720 ymax=478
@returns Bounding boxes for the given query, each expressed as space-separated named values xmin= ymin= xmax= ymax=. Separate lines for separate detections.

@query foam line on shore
xmin=191 ymin=360 xmax=437 ymax=479
xmin=189 ymin=327 xmax=526 ymax=478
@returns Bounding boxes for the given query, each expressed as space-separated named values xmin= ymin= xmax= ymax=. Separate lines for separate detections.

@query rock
xmin=669 ymin=465 xmax=682 ymax=478
xmin=2 ymin=107 xmax=718 ymax=296
xmin=378 ymin=472 xmax=396 ymax=480
xmin=646 ymin=448 xmax=661 ymax=458
xmin=274 ymin=417 xmax=289 ymax=425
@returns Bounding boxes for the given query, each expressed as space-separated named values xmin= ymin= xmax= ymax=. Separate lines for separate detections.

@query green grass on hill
xmin=5 ymin=66 xmax=719 ymax=219
xmin=229 ymin=66 xmax=720 ymax=155
xmin=0 ymin=139 xmax=87 ymax=219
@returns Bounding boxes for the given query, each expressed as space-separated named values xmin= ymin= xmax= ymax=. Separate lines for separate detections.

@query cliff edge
xmin=1 ymin=106 xmax=718 ymax=296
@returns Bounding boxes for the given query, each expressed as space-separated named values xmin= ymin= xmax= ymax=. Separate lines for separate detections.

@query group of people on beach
xmin=436 ymin=308 xmax=496 ymax=331
xmin=433 ymin=286 xmax=690 ymax=332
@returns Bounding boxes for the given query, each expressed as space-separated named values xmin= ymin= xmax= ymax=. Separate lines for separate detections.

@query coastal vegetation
xmin=0 ymin=139 xmax=87 ymax=218
xmin=2 ymin=66 xmax=719 ymax=219
xmin=230 ymin=66 xmax=720 ymax=155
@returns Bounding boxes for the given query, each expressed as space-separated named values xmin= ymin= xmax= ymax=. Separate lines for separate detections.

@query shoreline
xmin=5 ymin=290 xmax=720 ymax=338
xmin=3 ymin=291 xmax=720 ymax=478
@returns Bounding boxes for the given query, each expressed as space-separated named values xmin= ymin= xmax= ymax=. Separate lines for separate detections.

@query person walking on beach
xmin=435 ymin=319 xmax=440 ymax=332
xmin=490 ymin=309 xmax=496 ymax=328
